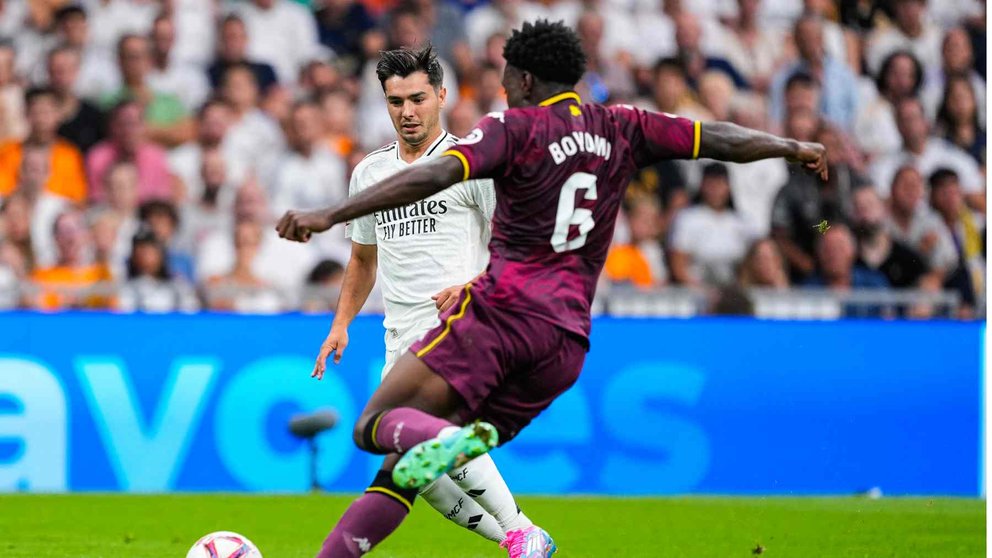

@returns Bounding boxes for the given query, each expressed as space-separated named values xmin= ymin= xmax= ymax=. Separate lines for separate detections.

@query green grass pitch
xmin=1 ymin=494 xmax=983 ymax=557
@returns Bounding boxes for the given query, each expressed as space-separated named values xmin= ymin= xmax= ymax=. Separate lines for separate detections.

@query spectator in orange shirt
xmin=29 ymin=209 xmax=113 ymax=310
xmin=605 ymin=195 xmax=667 ymax=288
xmin=0 ymin=87 xmax=88 ymax=203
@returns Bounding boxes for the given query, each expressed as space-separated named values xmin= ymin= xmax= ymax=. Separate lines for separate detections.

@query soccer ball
xmin=186 ymin=531 xmax=263 ymax=558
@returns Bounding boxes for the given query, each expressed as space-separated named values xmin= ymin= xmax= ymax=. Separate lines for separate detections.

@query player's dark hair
xmin=503 ymin=20 xmax=586 ymax=87
xmin=876 ymin=50 xmax=923 ymax=97
xmin=24 ymin=86 xmax=57 ymax=108
xmin=785 ymin=71 xmax=819 ymax=92
xmin=929 ymin=167 xmax=959 ymax=191
xmin=376 ymin=45 xmax=443 ymax=91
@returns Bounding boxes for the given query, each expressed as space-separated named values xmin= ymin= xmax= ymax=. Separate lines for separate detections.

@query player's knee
xmin=353 ymin=410 xmax=391 ymax=454
xmin=352 ymin=417 xmax=368 ymax=450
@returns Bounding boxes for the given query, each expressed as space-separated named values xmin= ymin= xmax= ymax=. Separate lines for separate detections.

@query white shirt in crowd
xmin=886 ymin=208 xmax=958 ymax=272
xmin=854 ymin=94 xmax=903 ymax=161
xmin=169 ymin=141 xmax=249 ymax=204
xmin=82 ymin=0 xmax=157 ymax=59
xmin=870 ymin=138 xmax=984 ymax=198
xmin=269 ymin=144 xmax=351 ymax=264
xmin=148 ymin=59 xmax=212 ymax=111
xmin=865 ymin=22 xmax=943 ymax=75
xmin=28 ymin=194 xmax=69 ymax=269
xmin=670 ymin=204 xmax=754 ymax=285
xmin=346 ymin=131 xmax=496 ymax=344
xmin=170 ymin=0 xmax=216 ymax=67
xmin=196 ymin=227 xmax=317 ymax=291
xmin=680 ymin=159 xmax=788 ymax=237
xmin=225 ymin=108 xmax=285 ymax=180
xmin=231 ymin=0 xmax=321 ymax=84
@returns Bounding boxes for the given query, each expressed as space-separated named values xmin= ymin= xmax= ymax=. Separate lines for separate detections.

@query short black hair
xmin=128 ymin=226 xmax=171 ymax=280
xmin=785 ymin=70 xmax=819 ymax=92
xmin=503 ymin=20 xmax=586 ymax=87
xmin=376 ymin=45 xmax=443 ymax=91
xmin=139 ymin=200 xmax=180 ymax=227
xmin=929 ymin=167 xmax=959 ymax=190
xmin=876 ymin=50 xmax=923 ymax=96
xmin=653 ymin=57 xmax=686 ymax=79
xmin=702 ymin=162 xmax=730 ymax=181
xmin=307 ymin=259 xmax=345 ymax=284
xmin=54 ymin=5 xmax=86 ymax=25
xmin=24 ymin=86 xmax=57 ymax=107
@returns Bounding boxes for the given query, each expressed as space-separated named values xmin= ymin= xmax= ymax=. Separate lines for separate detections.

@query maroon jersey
xmin=443 ymin=92 xmax=700 ymax=340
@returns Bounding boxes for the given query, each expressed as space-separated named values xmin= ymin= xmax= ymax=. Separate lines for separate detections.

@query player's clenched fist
xmin=276 ymin=209 xmax=334 ymax=242
xmin=787 ymin=142 xmax=829 ymax=182
xmin=313 ymin=326 xmax=349 ymax=380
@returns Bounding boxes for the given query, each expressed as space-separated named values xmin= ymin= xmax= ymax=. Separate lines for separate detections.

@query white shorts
xmin=381 ymin=324 xmax=433 ymax=379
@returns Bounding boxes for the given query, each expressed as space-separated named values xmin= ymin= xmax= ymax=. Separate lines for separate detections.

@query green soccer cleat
xmin=392 ymin=422 xmax=499 ymax=489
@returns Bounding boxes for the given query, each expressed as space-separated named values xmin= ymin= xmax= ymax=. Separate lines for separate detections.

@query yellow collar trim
xmin=538 ymin=91 xmax=582 ymax=107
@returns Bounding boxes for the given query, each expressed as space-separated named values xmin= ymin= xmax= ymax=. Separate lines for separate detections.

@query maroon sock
xmin=372 ymin=407 xmax=454 ymax=453
xmin=315 ymin=491 xmax=410 ymax=558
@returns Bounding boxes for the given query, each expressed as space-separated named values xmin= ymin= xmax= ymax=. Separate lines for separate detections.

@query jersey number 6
xmin=551 ymin=172 xmax=598 ymax=253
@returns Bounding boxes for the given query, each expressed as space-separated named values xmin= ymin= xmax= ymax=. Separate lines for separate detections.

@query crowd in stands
xmin=0 ymin=0 xmax=984 ymax=318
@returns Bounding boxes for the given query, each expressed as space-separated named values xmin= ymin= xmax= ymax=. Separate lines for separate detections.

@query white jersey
xmin=345 ymin=131 xmax=496 ymax=357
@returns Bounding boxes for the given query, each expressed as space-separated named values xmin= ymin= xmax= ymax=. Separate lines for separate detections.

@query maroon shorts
xmin=409 ymin=285 xmax=587 ymax=442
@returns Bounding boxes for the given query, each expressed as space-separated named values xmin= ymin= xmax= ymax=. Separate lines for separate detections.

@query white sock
xmin=419 ymin=475 xmax=505 ymax=542
xmin=447 ymin=452 xmax=533 ymax=533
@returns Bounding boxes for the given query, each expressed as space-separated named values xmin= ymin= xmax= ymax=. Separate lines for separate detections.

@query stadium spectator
xmin=697 ymin=70 xmax=735 ymax=121
xmin=403 ymin=0 xmax=471 ymax=65
xmin=865 ymin=0 xmax=942 ymax=74
xmin=780 ymin=72 xmax=821 ymax=128
xmin=47 ymin=46 xmax=105 ymax=154
xmin=0 ymin=87 xmax=88 ymax=204
xmin=575 ymin=10 xmax=635 ymax=103
xmin=102 ymin=34 xmax=194 ymax=147
xmin=231 ymin=0 xmax=322 ymax=85
xmin=738 ymin=238 xmax=790 ymax=289
xmin=157 ymin=0 xmax=217 ymax=69
xmin=299 ymin=59 xmax=342 ymax=99
xmin=771 ymin=118 xmax=861 ymax=283
xmin=318 ymin=89 xmax=357 ymax=159
xmin=804 ymin=224 xmax=890 ymax=319
xmin=0 ymin=42 xmax=27 ymax=143
xmin=50 ymin=5 xmax=120 ymax=100
xmin=82 ymin=0 xmax=157 ymax=61
xmin=300 ymin=258 xmax=345 ymax=313
xmin=851 ymin=186 xmax=932 ymax=289
xmin=935 ymin=75 xmax=986 ymax=166
xmin=921 ymin=27 xmax=986 ymax=124
xmin=87 ymin=99 xmax=173 ymax=203
xmin=147 ymin=13 xmax=211 ymax=112
xmin=870 ymin=97 xmax=984 ymax=207
xmin=204 ymin=219 xmax=283 ymax=313
xmin=855 ymin=51 xmax=923 ymax=161
xmin=674 ymin=11 xmax=748 ymax=90
xmin=196 ymin=178 xmax=315 ymax=291
xmin=769 ymin=14 xmax=859 ymax=130
xmin=718 ymin=0 xmax=786 ymax=93
xmin=465 ymin=0 xmax=520 ymax=59
xmin=139 ymin=200 xmax=193 ymax=282
xmin=886 ymin=165 xmax=958 ymax=273
xmin=15 ymin=146 xmax=67 ymax=269
xmin=447 ymin=100 xmax=481 ymax=139
xmin=670 ymin=163 xmax=753 ymax=286
xmin=118 ymin=226 xmax=198 ymax=313
xmin=0 ymin=193 xmax=36 ymax=273
xmin=89 ymin=207 xmax=123 ymax=280
xmin=208 ymin=15 xmax=279 ymax=94
xmin=315 ymin=0 xmax=377 ymax=64
xmin=220 ymin=63 xmax=285 ymax=180
xmin=29 ymin=209 xmax=113 ymax=310
xmin=474 ymin=63 xmax=508 ymax=113
xmin=168 ymin=98 xmax=248 ymax=204
xmin=605 ymin=195 xmax=666 ymax=288
xmin=650 ymin=58 xmax=710 ymax=121
xmin=929 ymin=168 xmax=985 ymax=317
xmin=177 ymin=149 xmax=235 ymax=257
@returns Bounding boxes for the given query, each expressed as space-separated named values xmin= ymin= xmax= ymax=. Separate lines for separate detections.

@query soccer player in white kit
xmin=308 ymin=46 xmax=535 ymax=557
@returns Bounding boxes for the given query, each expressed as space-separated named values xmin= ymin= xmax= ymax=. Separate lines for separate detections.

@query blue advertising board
xmin=0 ymin=313 xmax=982 ymax=495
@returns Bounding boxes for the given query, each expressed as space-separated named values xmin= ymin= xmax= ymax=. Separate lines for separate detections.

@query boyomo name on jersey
xmin=548 ymin=132 xmax=613 ymax=165
xmin=374 ymin=199 xmax=450 ymax=240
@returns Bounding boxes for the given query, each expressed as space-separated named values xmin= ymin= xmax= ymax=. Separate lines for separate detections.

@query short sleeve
xmin=669 ymin=210 xmax=697 ymax=253
xmin=443 ymin=112 xmax=512 ymax=181
xmin=609 ymin=105 xmax=699 ymax=168
xmin=344 ymin=165 xmax=377 ymax=245
xmin=467 ymin=179 xmax=497 ymax=223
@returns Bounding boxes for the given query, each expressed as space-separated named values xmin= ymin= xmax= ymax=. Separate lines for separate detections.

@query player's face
xmin=383 ymin=71 xmax=446 ymax=147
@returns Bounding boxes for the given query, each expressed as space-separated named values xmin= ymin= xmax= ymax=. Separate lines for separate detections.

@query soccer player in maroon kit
xmin=278 ymin=20 xmax=827 ymax=558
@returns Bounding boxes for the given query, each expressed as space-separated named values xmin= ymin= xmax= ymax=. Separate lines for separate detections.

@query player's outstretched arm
xmin=276 ymin=156 xmax=464 ymax=242
xmin=698 ymin=122 xmax=829 ymax=181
